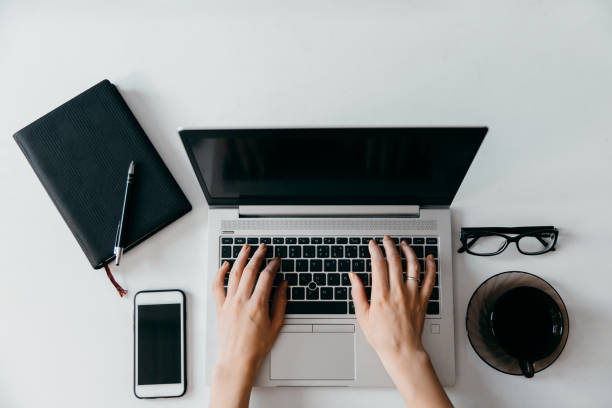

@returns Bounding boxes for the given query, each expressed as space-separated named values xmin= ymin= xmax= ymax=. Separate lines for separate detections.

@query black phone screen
xmin=137 ymin=304 xmax=182 ymax=385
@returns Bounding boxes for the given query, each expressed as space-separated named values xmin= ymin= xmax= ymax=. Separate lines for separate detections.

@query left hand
xmin=211 ymin=243 xmax=288 ymax=391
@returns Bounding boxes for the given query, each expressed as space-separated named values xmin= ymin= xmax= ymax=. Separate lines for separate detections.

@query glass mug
xmin=466 ymin=271 xmax=569 ymax=377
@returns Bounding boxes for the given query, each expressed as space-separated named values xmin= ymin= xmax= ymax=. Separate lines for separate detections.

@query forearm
xmin=209 ymin=364 xmax=256 ymax=408
xmin=381 ymin=350 xmax=453 ymax=408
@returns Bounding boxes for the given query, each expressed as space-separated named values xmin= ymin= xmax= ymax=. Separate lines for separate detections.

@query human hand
xmin=349 ymin=235 xmax=435 ymax=367
xmin=349 ymin=235 xmax=451 ymax=407
xmin=210 ymin=243 xmax=288 ymax=408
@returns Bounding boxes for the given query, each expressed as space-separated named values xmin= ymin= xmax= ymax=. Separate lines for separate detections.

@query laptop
xmin=180 ymin=127 xmax=487 ymax=387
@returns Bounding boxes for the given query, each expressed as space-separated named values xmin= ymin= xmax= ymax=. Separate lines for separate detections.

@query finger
xmin=227 ymin=244 xmax=250 ymax=297
xmin=420 ymin=254 xmax=436 ymax=312
xmin=252 ymin=257 xmax=281 ymax=303
xmin=349 ymin=272 xmax=370 ymax=321
xmin=400 ymin=240 xmax=420 ymax=295
xmin=271 ymin=280 xmax=289 ymax=334
xmin=212 ymin=260 xmax=230 ymax=310
xmin=370 ymin=240 xmax=390 ymax=299
xmin=237 ymin=243 xmax=267 ymax=297
xmin=382 ymin=235 xmax=403 ymax=291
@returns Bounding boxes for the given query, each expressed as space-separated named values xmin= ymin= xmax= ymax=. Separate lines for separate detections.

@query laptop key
xmin=430 ymin=287 xmax=439 ymax=300
xmin=324 ymin=237 xmax=335 ymax=244
xmin=235 ymin=237 xmax=246 ymax=244
xmin=296 ymin=259 xmax=308 ymax=272
xmin=334 ymin=287 xmax=348 ymax=300
xmin=341 ymin=273 xmax=351 ymax=286
xmin=321 ymin=287 xmax=334 ymax=300
xmin=427 ymin=301 xmax=439 ymax=315
xmin=327 ymin=273 xmax=340 ymax=286
xmin=413 ymin=238 xmax=425 ymax=245
xmin=233 ymin=246 xmax=243 ymax=257
xmin=401 ymin=237 xmax=412 ymax=244
xmin=281 ymin=259 xmax=294 ymax=272
xmin=285 ymin=301 xmax=347 ymax=314
xmin=337 ymin=237 xmax=348 ymax=244
xmin=299 ymin=273 xmax=312 ymax=286
xmin=313 ymin=273 xmax=326 ymax=285
xmin=338 ymin=259 xmax=350 ymax=272
xmin=285 ymin=273 xmax=298 ymax=286
xmin=275 ymin=246 xmax=287 ymax=258
xmin=265 ymin=245 xmax=274 ymax=258
xmin=306 ymin=287 xmax=319 ymax=300
xmin=286 ymin=237 xmax=297 ymax=244
xmin=311 ymin=237 xmax=322 ymax=244
xmin=260 ymin=237 xmax=271 ymax=244
xmin=361 ymin=237 xmax=372 ymax=244
xmin=425 ymin=246 xmax=438 ymax=258
xmin=221 ymin=237 xmax=233 ymax=244
xmin=317 ymin=245 xmax=330 ymax=258
xmin=359 ymin=246 xmax=369 ymax=258
xmin=411 ymin=246 xmax=424 ymax=258
xmin=221 ymin=246 xmax=231 ymax=258
xmin=273 ymin=237 xmax=284 ymax=244
xmin=331 ymin=245 xmax=343 ymax=258
xmin=366 ymin=259 xmax=371 ymax=272
xmin=298 ymin=237 xmax=309 ymax=244
xmin=274 ymin=273 xmax=284 ymax=285
xmin=292 ymin=287 xmax=305 ymax=300
xmin=345 ymin=246 xmax=358 ymax=258
xmin=289 ymin=246 xmax=302 ymax=258
xmin=310 ymin=259 xmax=323 ymax=272
xmin=324 ymin=259 xmax=337 ymax=272
xmin=303 ymin=246 xmax=316 ymax=258
xmin=349 ymin=301 xmax=355 ymax=315
xmin=426 ymin=237 xmax=438 ymax=244
xmin=352 ymin=259 xmax=365 ymax=272
xmin=247 ymin=237 xmax=259 ymax=245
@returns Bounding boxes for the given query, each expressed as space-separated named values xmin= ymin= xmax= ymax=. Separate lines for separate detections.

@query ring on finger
xmin=406 ymin=276 xmax=420 ymax=283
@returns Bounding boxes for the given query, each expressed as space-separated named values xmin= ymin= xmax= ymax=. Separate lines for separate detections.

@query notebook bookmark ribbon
xmin=104 ymin=263 xmax=127 ymax=297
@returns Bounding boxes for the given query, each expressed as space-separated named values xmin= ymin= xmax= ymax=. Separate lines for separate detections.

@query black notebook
xmin=14 ymin=79 xmax=192 ymax=269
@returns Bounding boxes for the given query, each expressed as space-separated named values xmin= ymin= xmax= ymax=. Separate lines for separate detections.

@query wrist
xmin=379 ymin=348 xmax=431 ymax=381
xmin=212 ymin=360 xmax=258 ymax=387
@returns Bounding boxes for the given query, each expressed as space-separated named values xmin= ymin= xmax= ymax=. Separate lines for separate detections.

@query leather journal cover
xmin=14 ymin=79 xmax=192 ymax=269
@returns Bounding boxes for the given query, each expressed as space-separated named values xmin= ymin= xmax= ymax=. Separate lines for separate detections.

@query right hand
xmin=349 ymin=235 xmax=436 ymax=367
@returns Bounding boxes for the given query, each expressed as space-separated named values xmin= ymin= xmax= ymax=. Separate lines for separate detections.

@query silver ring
xmin=406 ymin=276 xmax=420 ymax=283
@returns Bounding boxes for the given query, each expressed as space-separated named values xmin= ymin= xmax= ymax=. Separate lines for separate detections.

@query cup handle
xmin=519 ymin=360 xmax=535 ymax=378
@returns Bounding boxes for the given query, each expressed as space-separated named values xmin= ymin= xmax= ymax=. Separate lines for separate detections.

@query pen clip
xmin=114 ymin=222 xmax=121 ymax=254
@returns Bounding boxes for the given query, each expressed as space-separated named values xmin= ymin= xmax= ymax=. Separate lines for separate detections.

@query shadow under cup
xmin=466 ymin=271 xmax=569 ymax=377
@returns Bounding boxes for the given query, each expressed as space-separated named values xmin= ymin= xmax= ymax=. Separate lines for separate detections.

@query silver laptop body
xmin=180 ymin=127 xmax=487 ymax=387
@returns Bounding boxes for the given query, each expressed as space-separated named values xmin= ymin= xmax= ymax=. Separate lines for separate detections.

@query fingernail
xmin=369 ymin=239 xmax=376 ymax=245
xmin=259 ymin=243 xmax=265 ymax=249
xmin=223 ymin=261 xmax=229 ymax=266
xmin=401 ymin=241 xmax=407 ymax=247
xmin=243 ymin=244 xmax=249 ymax=249
xmin=384 ymin=234 xmax=391 ymax=240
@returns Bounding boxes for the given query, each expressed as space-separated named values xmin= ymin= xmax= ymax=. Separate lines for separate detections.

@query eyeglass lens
xmin=517 ymin=232 xmax=556 ymax=254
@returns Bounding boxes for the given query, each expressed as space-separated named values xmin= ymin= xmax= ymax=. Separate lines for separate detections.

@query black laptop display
xmin=180 ymin=127 xmax=486 ymax=207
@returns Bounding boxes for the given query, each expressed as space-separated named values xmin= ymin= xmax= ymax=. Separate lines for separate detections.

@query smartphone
xmin=134 ymin=290 xmax=186 ymax=398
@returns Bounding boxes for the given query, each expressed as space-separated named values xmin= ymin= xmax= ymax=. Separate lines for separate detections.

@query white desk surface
xmin=2 ymin=1 xmax=611 ymax=407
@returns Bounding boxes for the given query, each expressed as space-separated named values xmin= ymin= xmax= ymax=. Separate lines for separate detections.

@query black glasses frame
xmin=458 ymin=226 xmax=558 ymax=256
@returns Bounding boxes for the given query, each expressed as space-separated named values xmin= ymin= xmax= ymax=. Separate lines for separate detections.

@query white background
xmin=1 ymin=1 xmax=611 ymax=407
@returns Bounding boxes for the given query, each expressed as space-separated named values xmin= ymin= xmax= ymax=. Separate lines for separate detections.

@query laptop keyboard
xmin=220 ymin=236 xmax=440 ymax=316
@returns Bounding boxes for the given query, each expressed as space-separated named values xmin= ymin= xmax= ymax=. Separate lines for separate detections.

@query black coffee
xmin=491 ymin=286 xmax=563 ymax=363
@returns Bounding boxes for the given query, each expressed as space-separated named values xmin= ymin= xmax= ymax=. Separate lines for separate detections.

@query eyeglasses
xmin=458 ymin=226 xmax=558 ymax=256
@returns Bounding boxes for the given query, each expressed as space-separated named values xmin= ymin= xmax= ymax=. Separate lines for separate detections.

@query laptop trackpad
xmin=270 ymin=332 xmax=355 ymax=380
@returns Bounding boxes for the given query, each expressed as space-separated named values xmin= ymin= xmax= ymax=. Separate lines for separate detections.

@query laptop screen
xmin=180 ymin=128 xmax=486 ymax=207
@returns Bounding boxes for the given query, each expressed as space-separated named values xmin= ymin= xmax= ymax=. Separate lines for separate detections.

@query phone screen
xmin=137 ymin=304 xmax=182 ymax=385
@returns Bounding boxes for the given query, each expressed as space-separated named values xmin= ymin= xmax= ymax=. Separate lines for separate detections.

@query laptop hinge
xmin=238 ymin=205 xmax=420 ymax=218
